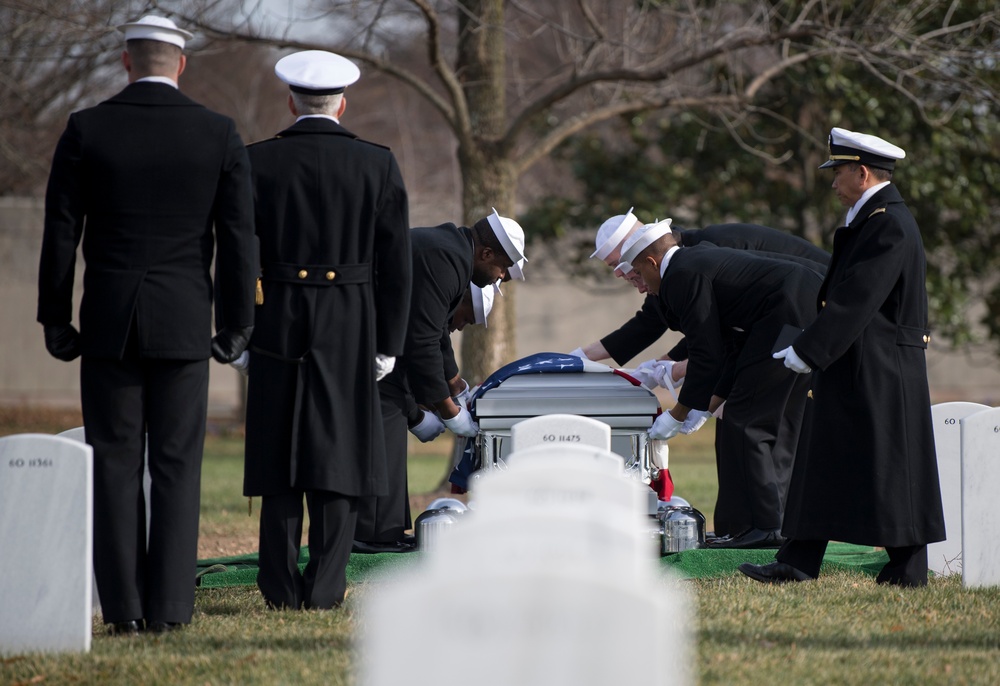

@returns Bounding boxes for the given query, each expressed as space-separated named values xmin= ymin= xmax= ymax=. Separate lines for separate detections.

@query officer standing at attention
xmin=241 ymin=51 xmax=412 ymax=609
xmin=740 ymin=128 xmax=945 ymax=587
xmin=37 ymin=15 xmax=257 ymax=635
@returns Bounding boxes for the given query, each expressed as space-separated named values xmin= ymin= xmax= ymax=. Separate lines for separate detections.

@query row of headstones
xmin=1 ymin=402 xmax=997 ymax=658
xmin=359 ymin=413 xmax=693 ymax=686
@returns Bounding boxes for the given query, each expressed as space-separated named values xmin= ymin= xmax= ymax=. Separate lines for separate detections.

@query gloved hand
xmin=680 ymin=409 xmax=713 ymax=435
xmin=229 ymin=350 xmax=250 ymax=377
xmin=648 ymin=411 xmax=683 ymax=440
xmin=211 ymin=325 xmax=253 ymax=363
xmin=633 ymin=358 xmax=683 ymax=389
xmin=568 ymin=347 xmax=589 ymax=360
xmin=452 ymin=379 xmax=472 ymax=411
xmin=375 ymin=353 xmax=395 ymax=381
xmin=442 ymin=407 xmax=479 ymax=437
xmin=773 ymin=345 xmax=811 ymax=374
xmin=43 ymin=323 xmax=82 ymax=361
xmin=409 ymin=410 xmax=446 ymax=442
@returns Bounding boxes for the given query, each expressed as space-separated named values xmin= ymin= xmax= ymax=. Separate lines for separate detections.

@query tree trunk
xmin=455 ymin=0 xmax=519 ymax=384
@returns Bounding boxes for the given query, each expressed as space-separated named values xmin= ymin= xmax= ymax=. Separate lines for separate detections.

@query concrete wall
xmin=3 ymin=196 xmax=998 ymax=417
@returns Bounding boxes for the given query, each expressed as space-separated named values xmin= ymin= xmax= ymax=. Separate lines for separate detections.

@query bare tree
xmin=5 ymin=0 xmax=999 ymax=381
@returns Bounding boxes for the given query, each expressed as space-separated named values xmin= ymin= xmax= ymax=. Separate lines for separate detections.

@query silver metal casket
xmin=472 ymin=372 xmax=661 ymax=483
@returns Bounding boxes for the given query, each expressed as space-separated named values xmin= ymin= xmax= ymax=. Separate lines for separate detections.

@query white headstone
xmin=928 ymin=402 xmax=988 ymax=576
xmin=505 ymin=442 xmax=623 ymax=474
xmin=960 ymin=406 xmax=1000 ymax=588
xmin=0 ymin=434 xmax=92 ymax=655
xmin=511 ymin=414 xmax=612 ymax=452
xmin=58 ymin=427 xmax=152 ymax=616
xmin=359 ymin=455 xmax=691 ymax=686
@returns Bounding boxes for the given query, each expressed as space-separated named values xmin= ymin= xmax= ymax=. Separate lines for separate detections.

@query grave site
xmin=2 ymin=356 xmax=999 ymax=685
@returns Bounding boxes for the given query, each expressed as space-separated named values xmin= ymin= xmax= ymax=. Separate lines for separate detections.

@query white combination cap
xmin=275 ymin=50 xmax=361 ymax=95
xmin=620 ymin=218 xmax=673 ymax=267
xmin=472 ymin=284 xmax=495 ymax=327
xmin=118 ymin=15 xmax=193 ymax=49
xmin=819 ymin=127 xmax=905 ymax=170
xmin=590 ymin=208 xmax=639 ymax=260
xmin=486 ymin=208 xmax=527 ymax=263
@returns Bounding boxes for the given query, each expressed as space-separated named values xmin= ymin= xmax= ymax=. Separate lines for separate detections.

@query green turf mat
xmin=195 ymin=542 xmax=888 ymax=588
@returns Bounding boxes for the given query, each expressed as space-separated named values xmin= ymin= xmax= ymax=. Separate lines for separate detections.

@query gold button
xmin=923 ymin=334 xmax=930 ymax=343
xmin=326 ymin=271 xmax=336 ymax=281
xmin=807 ymin=390 xmax=813 ymax=399
xmin=821 ymin=300 xmax=826 ymax=307
xmin=298 ymin=269 xmax=308 ymax=279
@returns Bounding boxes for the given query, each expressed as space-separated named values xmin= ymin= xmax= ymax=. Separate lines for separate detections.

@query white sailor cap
xmin=507 ymin=258 xmax=525 ymax=281
xmin=118 ymin=15 xmax=193 ymax=49
xmin=590 ymin=208 xmax=638 ymax=260
xmin=486 ymin=208 xmax=527 ymax=264
xmin=275 ymin=50 xmax=360 ymax=95
xmin=819 ymin=127 xmax=905 ymax=170
xmin=620 ymin=218 xmax=673 ymax=267
xmin=472 ymin=284 xmax=495 ymax=327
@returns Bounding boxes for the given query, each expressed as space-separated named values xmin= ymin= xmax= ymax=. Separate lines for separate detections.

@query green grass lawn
xmin=3 ymin=420 xmax=1000 ymax=685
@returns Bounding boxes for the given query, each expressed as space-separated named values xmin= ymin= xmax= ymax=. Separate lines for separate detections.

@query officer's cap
xmin=118 ymin=15 xmax=193 ymax=49
xmin=819 ymin=127 xmax=905 ymax=170
xmin=275 ymin=50 xmax=360 ymax=95
xmin=472 ymin=284 xmax=495 ymax=327
xmin=591 ymin=208 xmax=639 ymax=260
xmin=486 ymin=209 xmax=528 ymax=264
xmin=620 ymin=218 xmax=673 ymax=268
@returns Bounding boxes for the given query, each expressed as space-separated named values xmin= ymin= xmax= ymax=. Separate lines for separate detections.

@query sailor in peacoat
xmin=37 ymin=16 xmax=256 ymax=633
xmin=623 ymin=221 xmax=823 ymax=548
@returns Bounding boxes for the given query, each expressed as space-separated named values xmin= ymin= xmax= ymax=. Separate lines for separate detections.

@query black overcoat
xmin=243 ymin=118 xmax=411 ymax=497
xmin=784 ymin=184 xmax=945 ymax=546
xmin=37 ymin=82 xmax=257 ymax=355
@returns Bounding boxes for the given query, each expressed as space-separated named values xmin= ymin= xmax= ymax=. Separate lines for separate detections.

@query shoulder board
xmin=868 ymin=207 xmax=887 ymax=218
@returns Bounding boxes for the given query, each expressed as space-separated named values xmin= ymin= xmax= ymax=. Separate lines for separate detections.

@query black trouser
xmin=82 ymin=351 xmax=208 ymax=625
xmin=257 ymin=489 xmax=358 ymax=609
xmin=776 ymin=539 xmax=929 ymax=587
xmin=354 ymin=381 xmax=410 ymax=543
xmin=713 ymin=359 xmax=807 ymax=535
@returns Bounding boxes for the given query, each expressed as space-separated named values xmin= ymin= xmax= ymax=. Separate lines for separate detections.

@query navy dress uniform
xmin=37 ymin=16 xmax=257 ymax=634
xmin=741 ymin=128 xmax=945 ymax=587
xmin=242 ymin=50 xmax=412 ymax=609
xmin=621 ymin=221 xmax=824 ymax=547
xmin=354 ymin=283 xmax=495 ymax=552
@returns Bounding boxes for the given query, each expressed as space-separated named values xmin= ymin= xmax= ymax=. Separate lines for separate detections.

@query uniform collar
xmin=296 ymin=113 xmax=340 ymax=124
xmin=134 ymin=75 xmax=178 ymax=88
xmin=659 ymin=245 xmax=680 ymax=277
xmin=845 ymin=181 xmax=890 ymax=225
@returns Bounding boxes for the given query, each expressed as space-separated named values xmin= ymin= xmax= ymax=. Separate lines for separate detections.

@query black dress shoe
xmin=146 ymin=620 xmax=182 ymax=633
xmin=352 ymin=539 xmax=416 ymax=554
xmin=108 ymin=620 xmax=142 ymax=636
xmin=707 ymin=527 xmax=784 ymax=549
xmin=738 ymin=561 xmax=813 ymax=584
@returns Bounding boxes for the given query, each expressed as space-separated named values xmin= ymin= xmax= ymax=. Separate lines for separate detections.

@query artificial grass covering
xmin=195 ymin=542 xmax=888 ymax=588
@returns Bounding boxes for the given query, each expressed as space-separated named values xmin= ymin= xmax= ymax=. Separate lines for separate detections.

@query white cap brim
xmin=118 ymin=16 xmax=193 ymax=48
xmin=275 ymin=50 xmax=360 ymax=93
xmin=487 ymin=208 xmax=527 ymax=263
xmin=620 ymin=218 xmax=673 ymax=266
xmin=472 ymin=285 xmax=495 ymax=327
xmin=590 ymin=207 xmax=637 ymax=260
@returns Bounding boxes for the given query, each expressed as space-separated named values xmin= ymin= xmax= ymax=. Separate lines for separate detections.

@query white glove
xmin=568 ymin=347 xmax=589 ymax=360
xmin=680 ymin=409 xmax=713 ymax=435
xmin=442 ymin=407 xmax=480 ymax=437
xmin=648 ymin=412 xmax=683 ymax=440
xmin=375 ymin=353 xmax=396 ymax=381
xmin=409 ymin=410 xmax=446 ymax=442
xmin=229 ymin=350 xmax=250 ymax=377
xmin=452 ymin=379 xmax=472 ymax=411
xmin=773 ymin=346 xmax=811 ymax=374
xmin=633 ymin=358 xmax=683 ymax=400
